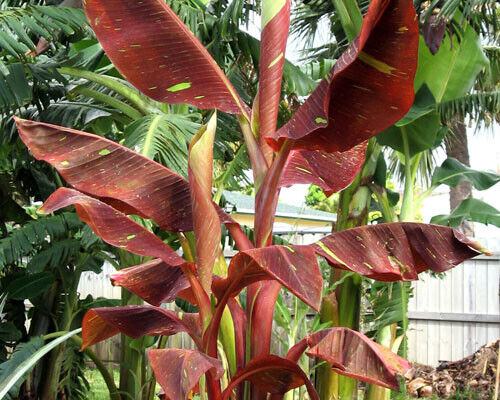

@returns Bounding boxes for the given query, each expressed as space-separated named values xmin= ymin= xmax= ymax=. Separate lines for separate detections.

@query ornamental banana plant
xmin=14 ymin=0 xmax=489 ymax=399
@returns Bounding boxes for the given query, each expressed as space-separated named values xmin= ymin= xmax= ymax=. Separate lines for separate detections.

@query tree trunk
xmin=445 ymin=116 xmax=474 ymax=236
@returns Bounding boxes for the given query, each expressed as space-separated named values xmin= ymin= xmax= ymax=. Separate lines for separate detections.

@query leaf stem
xmin=400 ymin=127 xmax=414 ymax=222
xmin=58 ymin=67 xmax=155 ymax=115
xmin=70 ymin=86 xmax=143 ymax=120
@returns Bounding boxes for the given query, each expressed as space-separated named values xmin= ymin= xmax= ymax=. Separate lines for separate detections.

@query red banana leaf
xmin=278 ymin=142 xmax=367 ymax=196
xmin=257 ymin=0 xmax=291 ymax=161
xmin=40 ymin=188 xmax=184 ymax=266
xmin=81 ymin=306 xmax=201 ymax=350
xmin=311 ymin=222 xmax=487 ymax=281
xmin=83 ymin=0 xmax=248 ymax=116
xmin=268 ymin=0 xmax=419 ymax=152
xmin=110 ymin=258 xmax=190 ymax=306
xmin=188 ymin=113 xmax=221 ymax=293
xmin=221 ymin=355 xmax=319 ymax=400
xmin=16 ymin=117 xmax=191 ymax=231
xmin=212 ymin=245 xmax=322 ymax=310
xmin=305 ymin=328 xmax=411 ymax=390
xmin=149 ymin=349 xmax=224 ymax=400
xmin=15 ymin=117 xmax=235 ymax=232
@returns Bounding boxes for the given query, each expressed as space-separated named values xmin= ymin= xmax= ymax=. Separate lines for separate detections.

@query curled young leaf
xmin=149 ymin=349 xmax=224 ymax=400
xmin=305 ymin=327 xmax=411 ymax=390
xmin=84 ymin=0 xmax=247 ymax=115
xmin=110 ymin=258 xmax=190 ymax=306
xmin=188 ymin=113 xmax=221 ymax=293
xmin=221 ymin=355 xmax=319 ymax=400
xmin=81 ymin=305 xmax=200 ymax=350
xmin=311 ymin=222 xmax=486 ymax=281
xmin=268 ymin=0 xmax=419 ymax=152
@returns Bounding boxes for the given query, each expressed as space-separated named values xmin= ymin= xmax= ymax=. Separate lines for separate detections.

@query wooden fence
xmin=407 ymin=254 xmax=500 ymax=365
xmin=78 ymin=252 xmax=500 ymax=367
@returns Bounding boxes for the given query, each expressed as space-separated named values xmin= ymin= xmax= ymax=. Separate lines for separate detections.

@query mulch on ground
xmin=406 ymin=339 xmax=499 ymax=398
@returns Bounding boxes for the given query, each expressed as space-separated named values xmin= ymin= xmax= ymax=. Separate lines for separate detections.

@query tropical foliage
xmin=8 ymin=0 xmax=492 ymax=400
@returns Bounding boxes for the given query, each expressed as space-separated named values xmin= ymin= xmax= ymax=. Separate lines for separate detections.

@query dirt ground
xmin=406 ymin=339 xmax=499 ymax=398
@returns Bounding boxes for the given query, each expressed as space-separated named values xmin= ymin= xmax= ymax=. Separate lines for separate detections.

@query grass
xmin=85 ymin=368 xmax=119 ymax=400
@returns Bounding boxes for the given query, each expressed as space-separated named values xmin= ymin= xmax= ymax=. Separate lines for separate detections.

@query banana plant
xmin=14 ymin=1 xmax=489 ymax=400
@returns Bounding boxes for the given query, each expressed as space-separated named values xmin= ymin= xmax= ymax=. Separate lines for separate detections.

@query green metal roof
xmin=222 ymin=190 xmax=335 ymax=222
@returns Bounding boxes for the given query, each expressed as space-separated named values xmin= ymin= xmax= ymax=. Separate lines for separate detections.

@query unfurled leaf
xmin=414 ymin=19 xmax=488 ymax=103
xmin=149 ymin=349 xmax=223 ymax=400
xmin=268 ymin=0 xmax=419 ymax=152
xmin=39 ymin=188 xmax=184 ymax=266
xmin=222 ymin=355 xmax=319 ymax=399
xmin=188 ymin=114 xmax=221 ymax=293
xmin=212 ymin=245 xmax=322 ymax=310
xmin=84 ymin=0 xmax=247 ymax=115
xmin=431 ymin=198 xmax=500 ymax=229
xmin=81 ymin=306 xmax=200 ymax=350
xmin=279 ymin=142 xmax=367 ymax=196
xmin=431 ymin=158 xmax=500 ymax=190
xmin=15 ymin=117 xmax=192 ymax=232
xmin=110 ymin=259 xmax=190 ymax=306
xmin=305 ymin=328 xmax=410 ymax=390
xmin=311 ymin=222 xmax=485 ymax=281
xmin=258 ymin=0 xmax=291 ymax=159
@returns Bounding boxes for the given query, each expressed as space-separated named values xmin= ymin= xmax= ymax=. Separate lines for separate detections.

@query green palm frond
xmin=291 ymin=0 xmax=369 ymax=60
xmin=476 ymin=45 xmax=500 ymax=89
xmin=0 ymin=63 xmax=31 ymax=109
xmin=25 ymin=238 xmax=80 ymax=273
xmin=214 ymin=143 xmax=251 ymax=198
xmin=123 ymin=113 xmax=200 ymax=177
xmin=0 ymin=212 xmax=82 ymax=269
xmin=0 ymin=3 xmax=89 ymax=64
xmin=438 ymin=91 xmax=500 ymax=128
xmin=418 ymin=0 xmax=499 ymax=42
xmin=387 ymin=146 xmax=438 ymax=188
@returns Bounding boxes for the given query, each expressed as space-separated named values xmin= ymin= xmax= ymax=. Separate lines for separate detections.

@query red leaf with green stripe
xmin=15 ymin=117 xmax=235 ymax=232
xmin=257 ymin=0 xmax=291 ymax=161
xmin=188 ymin=113 xmax=221 ymax=293
xmin=267 ymin=0 xmax=419 ymax=152
xmin=83 ymin=0 xmax=247 ymax=116
xmin=81 ymin=306 xmax=201 ymax=350
xmin=212 ymin=245 xmax=322 ymax=311
xmin=311 ymin=222 xmax=487 ymax=281
xmin=278 ymin=142 xmax=367 ymax=196
xmin=110 ymin=259 xmax=190 ymax=306
xmin=221 ymin=355 xmax=319 ymax=400
xmin=305 ymin=328 xmax=410 ymax=390
xmin=149 ymin=349 xmax=223 ymax=400
xmin=40 ymin=188 xmax=185 ymax=265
